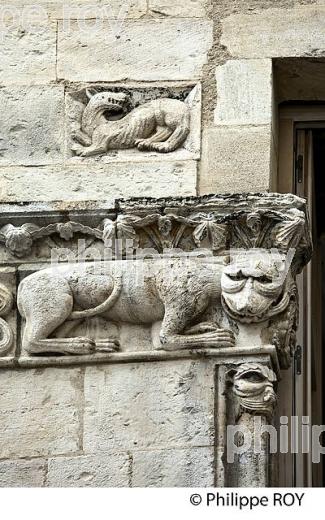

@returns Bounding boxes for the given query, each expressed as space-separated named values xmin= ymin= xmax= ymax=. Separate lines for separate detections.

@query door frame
xmin=278 ymin=105 xmax=325 ymax=486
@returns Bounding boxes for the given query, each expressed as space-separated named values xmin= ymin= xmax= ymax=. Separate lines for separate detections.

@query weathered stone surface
xmin=221 ymin=6 xmax=325 ymax=58
xmin=0 ymin=24 xmax=56 ymax=85
xmin=47 ymin=454 xmax=130 ymax=487
xmin=149 ymin=0 xmax=206 ymax=17
xmin=0 ymin=162 xmax=197 ymax=202
xmin=0 ymin=459 xmax=46 ymax=487
xmin=83 ymin=361 xmax=215 ymax=452
xmin=119 ymin=324 xmax=153 ymax=352
xmin=0 ymin=368 xmax=82 ymax=459
xmin=131 ymin=447 xmax=214 ymax=487
xmin=0 ymin=86 xmax=64 ymax=165
xmin=7 ymin=1 xmax=147 ymax=19
xmin=215 ymin=59 xmax=273 ymax=125
xmin=199 ymin=125 xmax=273 ymax=194
xmin=57 ymin=20 xmax=213 ymax=81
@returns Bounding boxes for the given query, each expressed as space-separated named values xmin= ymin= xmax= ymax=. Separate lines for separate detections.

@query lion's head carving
xmin=221 ymin=252 xmax=291 ymax=323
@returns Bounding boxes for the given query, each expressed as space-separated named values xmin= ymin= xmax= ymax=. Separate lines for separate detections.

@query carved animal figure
xmin=221 ymin=253 xmax=291 ymax=323
xmin=71 ymin=89 xmax=191 ymax=157
xmin=17 ymin=254 xmax=289 ymax=357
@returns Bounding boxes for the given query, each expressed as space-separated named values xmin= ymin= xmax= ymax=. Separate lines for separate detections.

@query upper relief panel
xmin=66 ymin=84 xmax=201 ymax=163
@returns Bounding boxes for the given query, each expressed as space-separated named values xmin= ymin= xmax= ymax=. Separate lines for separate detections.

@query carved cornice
xmin=0 ymin=194 xmax=312 ymax=272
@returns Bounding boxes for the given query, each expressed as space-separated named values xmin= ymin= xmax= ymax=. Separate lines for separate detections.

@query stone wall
xmin=0 ymin=361 xmax=215 ymax=487
xmin=1 ymin=0 xmax=325 ymax=202
xmin=0 ymin=0 xmax=320 ymax=486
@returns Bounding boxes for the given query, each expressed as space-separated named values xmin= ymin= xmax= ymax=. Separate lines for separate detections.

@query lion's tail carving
xmin=70 ymin=275 xmax=123 ymax=320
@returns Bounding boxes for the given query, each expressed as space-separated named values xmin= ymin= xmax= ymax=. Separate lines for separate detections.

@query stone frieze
xmin=0 ymin=193 xmax=312 ymax=371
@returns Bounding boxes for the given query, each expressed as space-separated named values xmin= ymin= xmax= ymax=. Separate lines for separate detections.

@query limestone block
xmin=149 ymin=0 xmax=206 ymax=17
xmin=47 ymin=454 xmax=130 ymax=487
xmin=0 ymin=86 xmax=64 ymax=165
xmin=57 ymin=20 xmax=213 ymax=81
xmin=83 ymin=360 xmax=215 ymax=452
xmin=0 ymin=162 xmax=197 ymax=202
xmin=131 ymin=447 xmax=214 ymax=487
xmin=0 ymin=368 xmax=82 ymax=459
xmin=199 ymin=125 xmax=273 ymax=194
xmin=0 ymin=23 xmax=56 ymax=84
xmin=0 ymin=459 xmax=46 ymax=487
xmin=5 ymin=1 xmax=147 ymax=19
xmin=215 ymin=59 xmax=273 ymax=126
xmin=221 ymin=6 xmax=325 ymax=58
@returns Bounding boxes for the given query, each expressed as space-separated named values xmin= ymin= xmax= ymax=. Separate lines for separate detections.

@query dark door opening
xmin=311 ymin=130 xmax=325 ymax=486
xmin=278 ymin=106 xmax=325 ymax=487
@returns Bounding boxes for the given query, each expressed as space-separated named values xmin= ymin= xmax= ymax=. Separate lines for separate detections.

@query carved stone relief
xmin=18 ymin=257 xmax=236 ymax=356
xmin=0 ymin=283 xmax=14 ymax=356
xmin=0 ymin=221 xmax=103 ymax=258
xmin=231 ymin=363 xmax=277 ymax=421
xmin=0 ymin=269 xmax=16 ymax=358
xmin=0 ymin=194 xmax=311 ymax=262
xmin=66 ymin=84 xmax=201 ymax=160
xmin=223 ymin=362 xmax=278 ymax=487
xmin=0 ymin=193 xmax=312 ymax=368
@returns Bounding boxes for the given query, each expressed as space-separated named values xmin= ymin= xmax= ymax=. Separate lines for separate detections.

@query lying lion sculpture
xmin=71 ymin=89 xmax=191 ymax=157
xmin=17 ymin=254 xmax=291 ymax=356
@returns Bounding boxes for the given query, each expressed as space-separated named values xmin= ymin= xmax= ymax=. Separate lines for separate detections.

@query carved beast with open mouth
xmin=71 ymin=88 xmax=191 ymax=157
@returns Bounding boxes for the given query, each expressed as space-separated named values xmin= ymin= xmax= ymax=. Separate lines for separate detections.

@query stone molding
xmin=0 ymin=193 xmax=311 ymax=264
